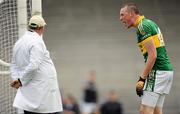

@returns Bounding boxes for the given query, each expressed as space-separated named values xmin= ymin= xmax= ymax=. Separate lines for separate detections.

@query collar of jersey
xmin=134 ymin=15 xmax=145 ymax=27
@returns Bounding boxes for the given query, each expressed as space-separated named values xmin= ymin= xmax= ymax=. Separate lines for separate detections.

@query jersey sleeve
xmin=137 ymin=20 xmax=157 ymax=55
xmin=137 ymin=22 xmax=153 ymax=42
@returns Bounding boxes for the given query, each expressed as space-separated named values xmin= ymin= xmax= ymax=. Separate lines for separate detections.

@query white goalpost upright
xmin=18 ymin=0 xmax=43 ymax=38
xmin=32 ymin=0 xmax=42 ymax=14
xmin=17 ymin=0 xmax=27 ymax=38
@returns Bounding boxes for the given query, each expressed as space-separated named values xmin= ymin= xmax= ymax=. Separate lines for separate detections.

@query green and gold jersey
xmin=135 ymin=16 xmax=173 ymax=71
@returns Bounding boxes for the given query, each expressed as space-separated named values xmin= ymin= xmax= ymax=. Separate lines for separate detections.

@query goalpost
xmin=0 ymin=0 xmax=42 ymax=113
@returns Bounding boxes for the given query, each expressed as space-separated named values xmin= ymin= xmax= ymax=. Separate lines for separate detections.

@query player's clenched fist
xmin=136 ymin=76 xmax=146 ymax=97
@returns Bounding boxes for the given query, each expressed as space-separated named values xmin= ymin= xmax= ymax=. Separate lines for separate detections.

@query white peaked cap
xmin=29 ymin=15 xmax=46 ymax=27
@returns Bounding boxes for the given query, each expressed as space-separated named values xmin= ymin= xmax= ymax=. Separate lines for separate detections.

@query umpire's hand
xmin=136 ymin=76 xmax=146 ymax=97
xmin=10 ymin=79 xmax=22 ymax=89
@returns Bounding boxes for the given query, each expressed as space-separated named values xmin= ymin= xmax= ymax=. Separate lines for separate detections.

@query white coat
xmin=10 ymin=31 xmax=63 ymax=113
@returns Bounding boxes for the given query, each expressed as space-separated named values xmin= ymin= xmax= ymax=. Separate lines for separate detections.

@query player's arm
xmin=136 ymin=22 xmax=157 ymax=96
xmin=136 ymin=39 xmax=157 ymax=96
xmin=137 ymin=21 xmax=157 ymax=79
xmin=141 ymin=39 xmax=157 ymax=79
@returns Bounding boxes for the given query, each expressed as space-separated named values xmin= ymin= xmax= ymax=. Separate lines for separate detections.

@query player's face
xmin=120 ymin=7 xmax=134 ymax=28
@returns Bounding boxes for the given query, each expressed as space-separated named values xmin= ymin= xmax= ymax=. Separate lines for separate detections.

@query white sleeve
xmin=10 ymin=53 xmax=19 ymax=80
xmin=19 ymin=42 xmax=44 ymax=86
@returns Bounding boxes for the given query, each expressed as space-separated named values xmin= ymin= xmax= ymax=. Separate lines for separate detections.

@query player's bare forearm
xmin=141 ymin=53 xmax=156 ymax=78
xmin=136 ymin=39 xmax=156 ymax=97
xmin=141 ymin=40 xmax=157 ymax=79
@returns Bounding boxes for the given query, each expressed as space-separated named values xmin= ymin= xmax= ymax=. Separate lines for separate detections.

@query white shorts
xmin=141 ymin=70 xmax=173 ymax=107
xmin=143 ymin=70 xmax=173 ymax=94
xmin=141 ymin=91 xmax=165 ymax=107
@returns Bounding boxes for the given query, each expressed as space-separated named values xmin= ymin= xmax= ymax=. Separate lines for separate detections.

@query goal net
xmin=0 ymin=0 xmax=41 ymax=113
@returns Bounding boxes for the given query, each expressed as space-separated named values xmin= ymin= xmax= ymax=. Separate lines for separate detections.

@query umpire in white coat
xmin=10 ymin=15 xmax=63 ymax=114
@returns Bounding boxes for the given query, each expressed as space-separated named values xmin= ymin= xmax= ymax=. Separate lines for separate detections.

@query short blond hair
xmin=122 ymin=3 xmax=140 ymax=14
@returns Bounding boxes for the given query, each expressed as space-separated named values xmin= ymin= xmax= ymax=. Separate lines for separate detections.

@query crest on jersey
xmin=138 ymin=22 xmax=146 ymax=35
xmin=139 ymin=28 xmax=146 ymax=35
